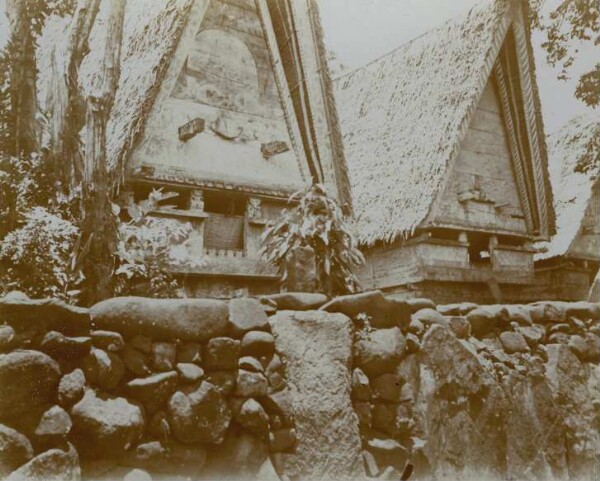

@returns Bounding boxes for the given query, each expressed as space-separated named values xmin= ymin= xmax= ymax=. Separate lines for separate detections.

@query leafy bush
xmin=114 ymin=189 xmax=203 ymax=298
xmin=0 ymin=206 xmax=79 ymax=298
xmin=260 ymin=184 xmax=364 ymax=296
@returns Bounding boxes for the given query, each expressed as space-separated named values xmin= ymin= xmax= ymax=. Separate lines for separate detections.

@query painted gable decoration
xmin=170 ymin=0 xmax=289 ymax=146
xmin=41 ymin=0 xmax=350 ymax=204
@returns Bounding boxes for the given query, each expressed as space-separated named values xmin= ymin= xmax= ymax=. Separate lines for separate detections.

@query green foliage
xmin=573 ymin=120 xmax=600 ymax=174
xmin=260 ymin=184 xmax=364 ymax=296
xmin=531 ymin=0 xmax=599 ymax=107
xmin=113 ymin=189 xmax=199 ymax=298
xmin=0 ymin=206 xmax=79 ymax=299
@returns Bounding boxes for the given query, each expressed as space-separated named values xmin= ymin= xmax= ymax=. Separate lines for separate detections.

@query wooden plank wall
xmin=433 ymin=77 xmax=528 ymax=235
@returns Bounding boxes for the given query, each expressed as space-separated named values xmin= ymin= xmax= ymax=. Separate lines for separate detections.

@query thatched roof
xmin=536 ymin=114 xmax=600 ymax=260
xmin=38 ymin=0 xmax=350 ymax=205
xmin=334 ymin=0 xmax=553 ymax=245
xmin=85 ymin=0 xmax=194 ymax=181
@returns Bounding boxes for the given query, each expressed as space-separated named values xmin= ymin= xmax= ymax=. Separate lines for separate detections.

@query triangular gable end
xmin=425 ymin=1 xmax=554 ymax=240
xmin=126 ymin=0 xmax=332 ymax=197
xmin=429 ymin=75 xmax=530 ymax=237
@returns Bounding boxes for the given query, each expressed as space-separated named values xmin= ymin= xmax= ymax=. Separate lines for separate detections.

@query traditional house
xmin=62 ymin=0 xmax=349 ymax=297
xmin=335 ymin=0 xmax=556 ymax=304
xmin=529 ymin=115 xmax=600 ymax=301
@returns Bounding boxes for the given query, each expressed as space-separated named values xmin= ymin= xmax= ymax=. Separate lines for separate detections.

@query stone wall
xmin=317 ymin=291 xmax=600 ymax=481
xmin=1 ymin=290 xmax=599 ymax=481
xmin=0 ymin=293 xmax=296 ymax=481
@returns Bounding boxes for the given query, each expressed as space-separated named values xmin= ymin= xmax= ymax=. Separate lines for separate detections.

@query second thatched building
xmin=335 ymin=0 xmax=556 ymax=303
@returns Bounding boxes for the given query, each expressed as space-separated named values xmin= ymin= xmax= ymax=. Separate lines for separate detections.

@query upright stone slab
xmin=268 ymin=310 xmax=364 ymax=481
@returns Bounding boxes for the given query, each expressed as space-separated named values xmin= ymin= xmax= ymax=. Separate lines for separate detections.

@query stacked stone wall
xmin=1 ymin=290 xmax=599 ymax=481
xmin=317 ymin=291 xmax=600 ymax=481
xmin=0 ymin=293 xmax=296 ymax=481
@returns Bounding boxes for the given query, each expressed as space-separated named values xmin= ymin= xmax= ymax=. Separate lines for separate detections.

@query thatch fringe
xmin=307 ymin=0 xmax=353 ymax=216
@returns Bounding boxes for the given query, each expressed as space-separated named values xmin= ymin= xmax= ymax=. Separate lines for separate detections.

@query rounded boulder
xmin=354 ymin=327 xmax=406 ymax=376
xmin=167 ymin=381 xmax=232 ymax=444
xmin=0 ymin=350 xmax=61 ymax=422
xmin=70 ymin=390 xmax=144 ymax=456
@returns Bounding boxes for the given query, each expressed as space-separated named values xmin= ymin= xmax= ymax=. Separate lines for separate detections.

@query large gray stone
xmin=176 ymin=363 xmax=204 ymax=383
xmin=241 ymin=330 xmax=275 ymax=357
xmin=412 ymin=308 xmax=448 ymax=328
xmin=0 ymin=296 xmax=89 ymax=336
xmin=545 ymin=344 xmax=600 ymax=479
xmin=466 ymin=305 xmax=508 ymax=337
xmin=5 ymin=443 xmax=80 ymax=481
xmin=421 ymin=325 xmax=507 ymax=479
xmin=81 ymin=348 xmax=125 ymax=391
xmin=34 ymin=405 xmax=72 ymax=444
xmin=204 ymin=337 xmax=240 ymax=371
xmin=235 ymin=399 xmax=270 ymax=437
xmin=70 ymin=390 xmax=144 ymax=456
xmin=269 ymin=310 xmax=364 ymax=481
xmin=0 ymin=350 xmax=61 ymax=422
xmin=228 ymin=298 xmax=270 ymax=337
xmin=90 ymin=297 xmax=228 ymax=341
xmin=235 ymin=370 xmax=269 ymax=397
xmin=0 ymin=424 xmax=33 ymax=477
xmin=499 ymin=331 xmax=530 ymax=354
xmin=167 ymin=381 xmax=232 ymax=444
xmin=90 ymin=330 xmax=124 ymax=352
xmin=262 ymin=293 xmax=328 ymax=311
xmin=354 ymin=327 xmax=406 ymax=376
xmin=503 ymin=373 xmax=564 ymax=481
xmin=125 ymin=371 xmax=178 ymax=413
xmin=58 ymin=369 xmax=86 ymax=408
xmin=321 ymin=290 xmax=411 ymax=330
xmin=40 ymin=331 xmax=92 ymax=359
xmin=527 ymin=301 xmax=566 ymax=324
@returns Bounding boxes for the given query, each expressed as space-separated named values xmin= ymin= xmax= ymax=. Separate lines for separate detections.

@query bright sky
xmin=0 ymin=0 xmax=596 ymax=133
xmin=319 ymin=0 xmax=598 ymax=133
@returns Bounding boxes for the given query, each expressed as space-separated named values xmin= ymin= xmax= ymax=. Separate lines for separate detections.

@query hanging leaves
xmin=260 ymin=184 xmax=364 ymax=296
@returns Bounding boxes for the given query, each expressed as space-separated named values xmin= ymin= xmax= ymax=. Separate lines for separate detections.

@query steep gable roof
xmin=536 ymin=114 xmax=600 ymax=260
xmin=334 ymin=0 xmax=554 ymax=245
xmin=39 ymin=0 xmax=349 ymax=205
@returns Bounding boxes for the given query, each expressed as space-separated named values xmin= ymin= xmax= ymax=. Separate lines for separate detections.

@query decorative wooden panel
xmin=204 ymin=213 xmax=244 ymax=251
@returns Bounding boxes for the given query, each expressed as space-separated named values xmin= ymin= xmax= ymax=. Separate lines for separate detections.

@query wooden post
xmin=80 ymin=0 xmax=126 ymax=305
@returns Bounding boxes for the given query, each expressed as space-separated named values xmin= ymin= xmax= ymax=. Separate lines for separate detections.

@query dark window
xmin=468 ymin=233 xmax=491 ymax=264
xmin=429 ymin=228 xmax=460 ymax=241
xmin=203 ymin=190 xmax=246 ymax=216
xmin=203 ymin=191 xmax=247 ymax=251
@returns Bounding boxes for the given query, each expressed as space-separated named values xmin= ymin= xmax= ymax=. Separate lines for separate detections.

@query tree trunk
xmin=2 ymin=1 xmax=40 ymax=236
xmin=79 ymin=0 xmax=126 ymax=305
xmin=48 ymin=0 xmax=101 ymax=191
xmin=7 ymin=1 xmax=39 ymax=158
